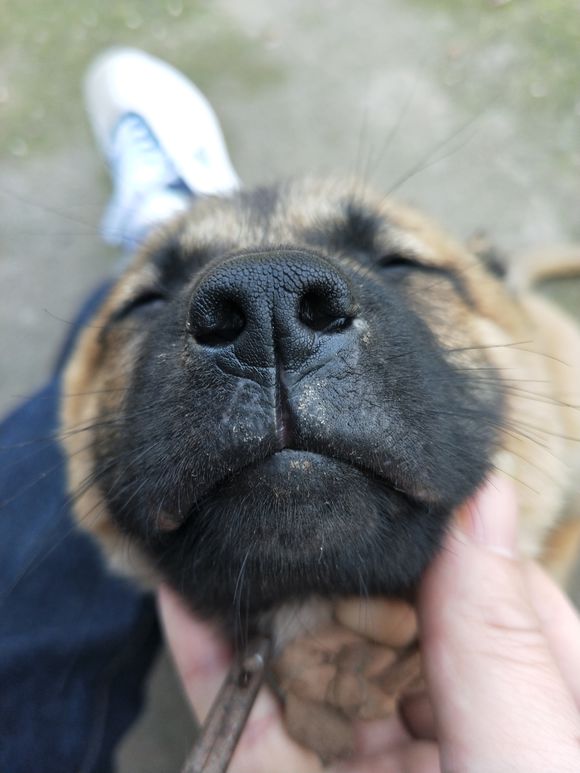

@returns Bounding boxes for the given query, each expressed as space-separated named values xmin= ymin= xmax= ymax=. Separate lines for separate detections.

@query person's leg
xmin=0 ymin=49 xmax=239 ymax=772
xmin=85 ymin=47 xmax=240 ymax=249
xmin=0 ymin=372 xmax=161 ymax=773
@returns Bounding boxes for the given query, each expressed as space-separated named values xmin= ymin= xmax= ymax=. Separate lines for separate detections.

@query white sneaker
xmin=84 ymin=47 xmax=240 ymax=247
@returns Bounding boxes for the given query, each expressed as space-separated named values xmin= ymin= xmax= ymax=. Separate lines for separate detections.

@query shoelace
xmin=110 ymin=112 xmax=182 ymax=190
xmin=102 ymin=112 xmax=192 ymax=247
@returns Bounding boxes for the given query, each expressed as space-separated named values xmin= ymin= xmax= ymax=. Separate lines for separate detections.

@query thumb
xmin=418 ymin=476 xmax=580 ymax=773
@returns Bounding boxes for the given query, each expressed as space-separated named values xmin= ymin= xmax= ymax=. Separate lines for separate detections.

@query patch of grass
xmin=409 ymin=0 xmax=580 ymax=151
xmin=0 ymin=0 xmax=282 ymax=156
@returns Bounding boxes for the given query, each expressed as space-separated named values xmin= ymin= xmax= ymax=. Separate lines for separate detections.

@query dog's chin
xmin=152 ymin=449 xmax=450 ymax=620
xmin=198 ymin=449 xmax=386 ymax=556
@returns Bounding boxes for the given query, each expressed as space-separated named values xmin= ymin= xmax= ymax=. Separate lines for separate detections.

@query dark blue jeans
xmin=0 ymin=285 xmax=161 ymax=773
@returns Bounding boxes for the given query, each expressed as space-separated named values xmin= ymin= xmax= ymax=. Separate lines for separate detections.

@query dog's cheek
xmin=61 ymin=321 xmax=151 ymax=572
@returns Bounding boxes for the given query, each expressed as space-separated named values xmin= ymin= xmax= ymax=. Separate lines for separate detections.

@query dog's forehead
xmin=147 ymin=179 xmax=472 ymax=271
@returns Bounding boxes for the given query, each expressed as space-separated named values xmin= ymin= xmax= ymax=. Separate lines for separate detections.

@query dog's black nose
xmin=188 ymin=250 xmax=355 ymax=370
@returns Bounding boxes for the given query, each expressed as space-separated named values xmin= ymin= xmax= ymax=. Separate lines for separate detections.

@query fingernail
xmin=454 ymin=475 xmax=518 ymax=558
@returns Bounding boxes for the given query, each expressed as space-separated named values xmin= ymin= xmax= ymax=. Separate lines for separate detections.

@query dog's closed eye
xmin=377 ymin=250 xmax=448 ymax=275
xmin=110 ymin=289 xmax=168 ymax=322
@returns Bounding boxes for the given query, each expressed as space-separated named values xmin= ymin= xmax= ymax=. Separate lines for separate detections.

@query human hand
xmin=158 ymin=585 xmax=324 ymax=773
xmin=159 ymin=475 xmax=580 ymax=772
xmin=338 ymin=476 xmax=580 ymax=772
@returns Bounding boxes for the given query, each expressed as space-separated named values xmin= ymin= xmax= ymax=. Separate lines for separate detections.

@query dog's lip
xmin=211 ymin=447 xmax=410 ymax=500
xmin=272 ymin=448 xmax=409 ymax=493
xmin=157 ymin=448 xmax=420 ymax=533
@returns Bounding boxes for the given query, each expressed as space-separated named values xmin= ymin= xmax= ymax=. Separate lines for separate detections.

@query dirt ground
xmin=1 ymin=1 xmax=579 ymax=770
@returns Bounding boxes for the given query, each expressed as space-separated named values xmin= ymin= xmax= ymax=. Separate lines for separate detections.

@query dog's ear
xmin=466 ymin=231 xmax=508 ymax=280
xmin=508 ymin=245 xmax=580 ymax=293
xmin=468 ymin=235 xmax=580 ymax=293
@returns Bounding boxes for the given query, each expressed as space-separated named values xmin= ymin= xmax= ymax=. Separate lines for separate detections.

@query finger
xmin=525 ymin=560 xmax=580 ymax=708
xmin=158 ymin=586 xmax=322 ymax=773
xmin=335 ymin=598 xmax=417 ymax=648
xmin=229 ymin=696 xmax=323 ymax=773
xmin=352 ymin=715 xmax=411 ymax=756
xmin=418 ymin=476 xmax=580 ymax=771
xmin=395 ymin=562 xmax=580 ymax=743
xmin=157 ymin=584 xmax=232 ymax=719
xmin=330 ymin=740 xmax=440 ymax=773
xmin=399 ymin=692 xmax=436 ymax=741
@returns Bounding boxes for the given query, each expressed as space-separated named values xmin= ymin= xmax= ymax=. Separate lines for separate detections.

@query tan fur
xmin=509 ymin=245 xmax=580 ymax=292
xmin=62 ymin=179 xmax=580 ymax=587
xmin=542 ymin=515 xmax=580 ymax=585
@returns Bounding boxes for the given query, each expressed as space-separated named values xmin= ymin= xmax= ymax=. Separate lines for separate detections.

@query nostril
xmin=299 ymin=290 xmax=353 ymax=334
xmin=190 ymin=298 xmax=246 ymax=347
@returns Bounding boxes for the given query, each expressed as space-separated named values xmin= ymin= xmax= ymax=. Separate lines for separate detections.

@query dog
xmin=61 ymin=178 xmax=580 ymax=757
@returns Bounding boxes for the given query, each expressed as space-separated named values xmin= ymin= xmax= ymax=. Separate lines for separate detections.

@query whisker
xmin=383 ymin=109 xmax=487 ymax=198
